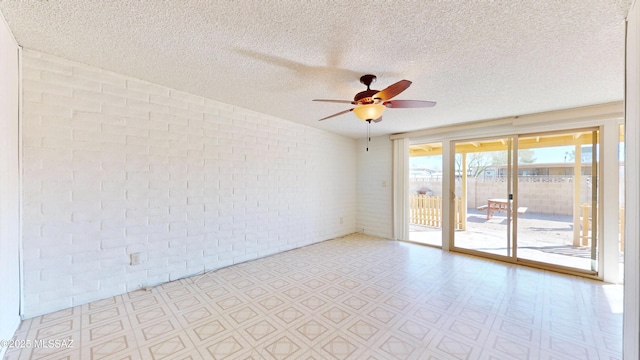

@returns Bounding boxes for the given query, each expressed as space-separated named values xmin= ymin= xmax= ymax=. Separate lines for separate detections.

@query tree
xmin=564 ymin=147 xmax=592 ymax=163
xmin=491 ymin=151 xmax=508 ymax=166
xmin=455 ymin=152 xmax=494 ymax=178
xmin=456 ymin=149 xmax=538 ymax=178
xmin=564 ymin=150 xmax=575 ymax=162
xmin=519 ymin=149 xmax=537 ymax=163
xmin=490 ymin=150 xmax=536 ymax=165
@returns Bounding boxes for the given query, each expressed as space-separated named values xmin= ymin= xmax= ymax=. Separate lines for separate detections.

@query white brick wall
xmin=21 ymin=50 xmax=357 ymax=317
xmin=0 ymin=14 xmax=21 ymax=357
xmin=356 ymin=136 xmax=393 ymax=238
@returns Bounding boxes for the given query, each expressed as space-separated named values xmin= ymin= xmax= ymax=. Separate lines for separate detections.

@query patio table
xmin=486 ymin=199 xmax=509 ymax=219
xmin=477 ymin=198 xmax=528 ymax=220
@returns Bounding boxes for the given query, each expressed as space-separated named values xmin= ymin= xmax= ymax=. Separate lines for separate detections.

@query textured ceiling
xmin=0 ymin=1 xmax=632 ymax=138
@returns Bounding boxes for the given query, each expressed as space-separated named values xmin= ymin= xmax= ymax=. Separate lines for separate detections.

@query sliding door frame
xmin=449 ymin=135 xmax=518 ymax=262
xmin=513 ymin=127 xmax=600 ymax=275
xmin=399 ymin=103 xmax=622 ymax=281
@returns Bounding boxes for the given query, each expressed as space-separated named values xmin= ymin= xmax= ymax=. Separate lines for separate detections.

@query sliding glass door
xmin=450 ymin=129 xmax=600 ymax=274
xmin=408 ymin=142 xmax=443 ymax=247
xmin=515 ymin=130 xmax=599 ymax=272
xmin=452 ymin=137 xmax=515 ymax=258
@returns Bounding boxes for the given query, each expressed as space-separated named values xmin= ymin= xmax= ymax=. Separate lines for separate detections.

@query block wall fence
xmin=21 ymin=50 xmax=358 ymax=317
xmin=413 ymin=178 xmax=592 ymax=216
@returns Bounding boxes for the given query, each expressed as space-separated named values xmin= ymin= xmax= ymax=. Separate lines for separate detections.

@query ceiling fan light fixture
xmin=314 ymin=75 xmax=435 ymax=122
xmin=353 ymin=103 xmax=385 ymax=121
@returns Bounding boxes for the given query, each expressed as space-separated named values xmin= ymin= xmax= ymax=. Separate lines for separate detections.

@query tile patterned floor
xmin=4 ymin=233 xmax=623 ymax=359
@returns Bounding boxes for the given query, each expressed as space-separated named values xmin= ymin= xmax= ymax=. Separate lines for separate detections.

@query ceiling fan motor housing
xmin=354 ymin=89 xmax=379 ymax=104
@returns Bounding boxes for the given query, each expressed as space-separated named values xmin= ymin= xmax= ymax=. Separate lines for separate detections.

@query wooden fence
xmin=410 ymin=195 xmax=464 ymax=230
xmin=579 ymin=203 xmax=625 ymax=252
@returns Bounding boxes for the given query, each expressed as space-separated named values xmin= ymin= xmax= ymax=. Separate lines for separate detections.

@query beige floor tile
xmin=4 ymin=234 xmax=623 ymax=360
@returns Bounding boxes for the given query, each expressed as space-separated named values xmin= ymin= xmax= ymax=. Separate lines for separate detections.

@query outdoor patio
xmin=409 ymin=209 xmax=624 ymax=282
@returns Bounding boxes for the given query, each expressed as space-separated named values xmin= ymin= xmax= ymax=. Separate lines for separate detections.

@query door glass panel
xmin=453 ymin=137 xmax=513 ymax=257
xmin=409 ymin=142 xmax=443 ymax=246
xmin=515 ymin=130 xmax=599 ymax=272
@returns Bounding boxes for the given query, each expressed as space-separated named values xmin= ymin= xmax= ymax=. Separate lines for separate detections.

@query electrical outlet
xmin=130 ymin=253 xmax=141 ymax=266
xmin=340 ymin=217 xmax=343 ymax=224
xmin=382 ymin=180 xmax=387 ymax=187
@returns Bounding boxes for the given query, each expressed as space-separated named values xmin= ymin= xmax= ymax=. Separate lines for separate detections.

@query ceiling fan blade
xmin=313 ymin=99 xmax=358 ymax=105
xmin=318 ymin=108 xmax=354 ymax=121
xmin=373 ymin=80 xmax=412 ymax=101
xmin=373 ymin=116 xmax=383 ymax=123
xmin=383 ymin=100 xmax=437 ymax=108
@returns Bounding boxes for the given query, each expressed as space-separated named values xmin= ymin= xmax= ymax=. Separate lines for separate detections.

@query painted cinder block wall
xmin=356 ymin=136 xmax=393 ymax=238
xmin=21 ymin=49 xmax=358 ymax=317
xmin=0 ymin=13 xmax=20 ymax=358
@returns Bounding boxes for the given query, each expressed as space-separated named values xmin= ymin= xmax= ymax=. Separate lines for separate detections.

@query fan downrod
xmin=359 ymin=74 xmax=377 ymax=90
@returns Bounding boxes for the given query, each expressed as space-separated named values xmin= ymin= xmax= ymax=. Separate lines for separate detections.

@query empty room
xmin=1 ymin=1 xmax=639 ymax=359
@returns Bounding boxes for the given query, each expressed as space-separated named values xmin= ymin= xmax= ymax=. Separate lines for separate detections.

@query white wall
xmin=20 ymin=49 xmax=357 ymax=317
xmin=0 ymin=11 xmax=21 ymax=359
xmin=0 ymin=12 xmax=20 ymax=359
xmin=624 ymin=1 xmax=640 ymax=358
xmin=356 ymin=135 xmax=393 ymax=238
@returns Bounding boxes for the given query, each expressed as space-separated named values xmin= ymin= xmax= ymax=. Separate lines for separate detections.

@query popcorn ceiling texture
xmin=0 ymin=0 xmax=632 ymax=138
xmin=21 ymin=49 xmax=357 ymax=317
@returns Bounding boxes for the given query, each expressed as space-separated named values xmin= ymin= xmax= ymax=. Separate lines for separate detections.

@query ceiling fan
xmin=313 ymin=74 xmax=436 ymax=123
